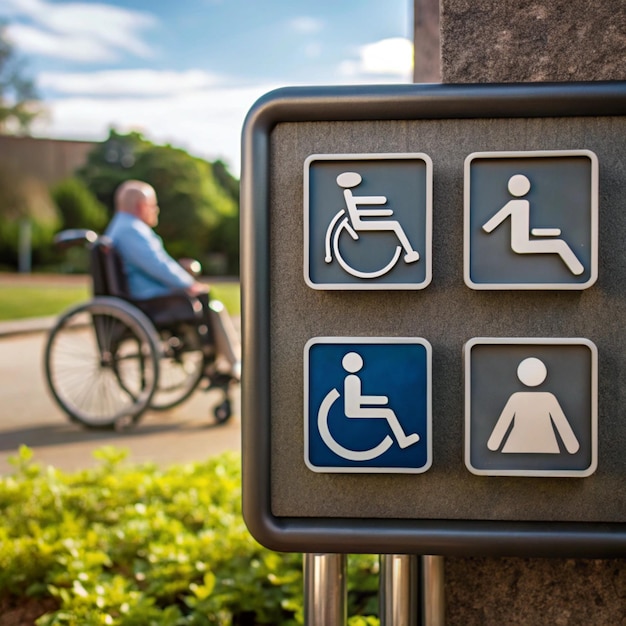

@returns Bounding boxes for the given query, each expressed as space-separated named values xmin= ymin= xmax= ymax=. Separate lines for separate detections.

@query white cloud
xmin=3 ymin=0 xmax=156 ymax=62
xmin=29 ymin=83 xmax=280 ymax=175
xmin=288 ymin=16 xmax=324 ymax=34
xmin=39 ymin=69 xmax=221 ymax=96
xmin=7 ymin=23 xmax=123 ymax=63
xmin=339 ymin=37 xmax=414 ymax=80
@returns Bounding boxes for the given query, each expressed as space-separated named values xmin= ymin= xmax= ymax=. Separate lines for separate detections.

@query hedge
xmin=0 ymin=446 xmax=379 ymax=625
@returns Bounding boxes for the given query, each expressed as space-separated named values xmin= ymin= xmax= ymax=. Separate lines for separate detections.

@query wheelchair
xmin=43 ymin=229 xmax=240 ymax=430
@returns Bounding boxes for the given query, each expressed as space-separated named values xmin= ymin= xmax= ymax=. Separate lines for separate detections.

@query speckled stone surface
xmin=438 ymin=1 xmax=626 ymax=621
xmin=441 ymin=0 xmax=626 ymax=83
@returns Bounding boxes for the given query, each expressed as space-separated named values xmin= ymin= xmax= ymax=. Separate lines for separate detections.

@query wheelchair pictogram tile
xmin=464 ymin=150 xmax=598 ymax=289
xmin=304 ymin=337 xmax=432 ymax=473
xmin=304 ymin=153 xmax=432 ymax=290
xmin=464 ymin=338 xmax=598 ymax=477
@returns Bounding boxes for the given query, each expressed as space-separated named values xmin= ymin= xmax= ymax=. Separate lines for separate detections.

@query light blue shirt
xmin=105 ymin=212 xmax=194 ymax=300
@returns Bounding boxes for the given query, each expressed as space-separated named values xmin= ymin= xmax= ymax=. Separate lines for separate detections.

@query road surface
xmin=0 ymin=332 xmax=241 ymax=474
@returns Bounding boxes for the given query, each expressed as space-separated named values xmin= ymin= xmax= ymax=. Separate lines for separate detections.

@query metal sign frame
xmin=240 ymin=81 xmax=626 ymax=557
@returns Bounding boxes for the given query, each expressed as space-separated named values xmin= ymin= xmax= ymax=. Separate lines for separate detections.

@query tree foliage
xmin=0 ymin=21 xmax=41 ymax=133
xmin=0 ymin=159 xmax=59 ymax=268
xmin=51 ymin=177 xmax=108 ymax=232
xmin=78 ymin=130 xmax=240 ymax=274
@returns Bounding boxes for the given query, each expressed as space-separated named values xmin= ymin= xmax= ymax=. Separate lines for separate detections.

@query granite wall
xmin=439 ymin=1 xmax=626 ymax=622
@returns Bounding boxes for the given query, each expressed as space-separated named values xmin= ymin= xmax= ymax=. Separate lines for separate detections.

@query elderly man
xmin=104 ymin=179 xmax=220 ymax=360
xmin=105 ymin=179 xmax=208 ymax=299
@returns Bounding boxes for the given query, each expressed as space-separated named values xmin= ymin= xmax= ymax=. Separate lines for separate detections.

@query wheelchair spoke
xmin=45 ymin=301 xmax=159 ymax=429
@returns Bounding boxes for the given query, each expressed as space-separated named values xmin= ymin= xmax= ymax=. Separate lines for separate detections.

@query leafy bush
xmin=0 ymin=159 xmax=60 ymax=268
xmin=51 ymin=177 xmax=108 ymax=232
xmin=0 ymin=447 xmax=379 ymax=625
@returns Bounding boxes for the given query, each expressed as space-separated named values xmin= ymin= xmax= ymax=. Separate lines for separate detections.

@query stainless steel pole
xmin=303 ymin=553 xmax=347 ymax=626
xmin=379 ymin=554 xmax=419 ymax=626
xmin=421 ymin=555 xmax=445 ymax=626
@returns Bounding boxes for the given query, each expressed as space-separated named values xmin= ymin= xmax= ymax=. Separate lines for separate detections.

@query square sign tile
xmin=305 ymin=337 xmax=432 ymax=473
xmin=465 ymin=338 xmax=598 ymax=477
xmin=304 ymin=153 xmax=432 ymax=290
xmin=464 ymin=150 xmax=598 ymax=289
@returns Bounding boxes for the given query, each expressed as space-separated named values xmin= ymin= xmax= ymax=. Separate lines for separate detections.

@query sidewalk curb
xmin=0 ymin=316 xmax=57 ymax=337
xmin=0 ymin=315 xmax=241 ymax=338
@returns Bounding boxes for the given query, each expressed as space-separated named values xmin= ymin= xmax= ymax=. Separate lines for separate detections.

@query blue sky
xmin=2 ymin=0 xmax=413 ymax=174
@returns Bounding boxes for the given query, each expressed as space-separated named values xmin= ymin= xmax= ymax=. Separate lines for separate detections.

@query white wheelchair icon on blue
xmin=317 ymin=351 xmax=420 ymax=461
xmin=324 ymin=172 xmax=421 ymax=279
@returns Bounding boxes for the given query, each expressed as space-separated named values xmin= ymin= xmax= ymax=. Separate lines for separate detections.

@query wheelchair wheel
xmin=44 ymin=298 xmax=160 ymax=430
xmin=213 ymin=398 xmax=232 ymax=424
xmin=149 ymin=328 xmax=205 ymax=411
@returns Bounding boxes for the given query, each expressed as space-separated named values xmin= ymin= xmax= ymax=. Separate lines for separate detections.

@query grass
xmin=209 ymin=281 xmax=240 ymax=316
xmin=0 ymin=280 xmax=240 ymax=321
xmin=0 ymin=284 xmax=91 ymax=320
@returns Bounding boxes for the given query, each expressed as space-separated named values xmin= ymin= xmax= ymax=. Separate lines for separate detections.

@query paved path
xmin=0 ymin=331 xmax=241 ymax=474
xmin=0 ymin=273 xmax=242 ymax=474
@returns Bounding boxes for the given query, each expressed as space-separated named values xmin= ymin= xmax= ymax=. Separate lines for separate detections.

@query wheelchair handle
xmin=53 ymin=229 xmax=99 ymax=250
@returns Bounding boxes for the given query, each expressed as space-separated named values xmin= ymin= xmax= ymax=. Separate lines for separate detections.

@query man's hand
xmin=186 ymin=281 xmax=210 ymax=296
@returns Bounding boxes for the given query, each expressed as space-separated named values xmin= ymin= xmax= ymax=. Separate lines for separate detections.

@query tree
xmin=0 ymin=159 xmax=59 ymax=269
xmin=78 ymin=130 xmax=240 ymax=274
xmin=0 ymin=21 xmax=42 ymax=133
xmin=51 ymin=177 xmax=108 ymax=232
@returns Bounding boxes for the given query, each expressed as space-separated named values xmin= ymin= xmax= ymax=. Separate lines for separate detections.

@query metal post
xmin=421 ymin=555 xmax=445 ymax=626
xmin=379 ymin=554 xmax=419 ymax=626
xmin=303 ymin=553 xmax=346 ymax=626
xmin=18 ymin=219 xmax=32 ymax=274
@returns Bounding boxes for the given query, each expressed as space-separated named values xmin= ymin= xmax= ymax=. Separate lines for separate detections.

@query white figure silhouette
xmin=337 ymin=172 xmax=420 ymax=263
xmin=482 ymin=174 xmax=584 ymax=275
xmin=342 ymin=351 xmax=419 ymax=449
xmin=487 ymin=357 xmax=580 ymax=454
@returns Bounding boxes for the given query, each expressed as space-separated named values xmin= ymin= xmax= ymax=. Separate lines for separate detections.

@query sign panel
xmin=241 ymin=82 xmax=626 ymax=557
xmin=305 ymin=337 xmax=432 ymax=473
xmin=304 ymin=153 xmax=432 ymax=289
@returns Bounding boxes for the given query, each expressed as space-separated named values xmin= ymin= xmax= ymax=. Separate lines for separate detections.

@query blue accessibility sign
xmin=304 ymin=337 xmax=432 ymax=473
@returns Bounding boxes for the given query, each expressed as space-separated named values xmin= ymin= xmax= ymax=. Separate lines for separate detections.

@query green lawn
xmin=0 ymin=281 xmax=240 ymax=321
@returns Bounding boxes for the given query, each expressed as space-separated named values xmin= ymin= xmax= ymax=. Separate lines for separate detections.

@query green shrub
xmin=0 ymin=446 xmax=379 ymax=625
xmin=51 ymin=177 xmax=108 ymax=232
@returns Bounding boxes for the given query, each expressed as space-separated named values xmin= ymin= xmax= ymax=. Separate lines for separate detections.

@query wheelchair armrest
xmin=178 ymin=257 xmax=202 ymax=277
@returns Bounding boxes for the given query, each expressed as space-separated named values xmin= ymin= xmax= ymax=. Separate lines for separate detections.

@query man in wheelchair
xmin=106 ymin=180 xmax=208 ymax=300
xmin=105 ymin=179 xmax=221 ymax=363
xmin=45 ymin=179 xmax=239 ymax=430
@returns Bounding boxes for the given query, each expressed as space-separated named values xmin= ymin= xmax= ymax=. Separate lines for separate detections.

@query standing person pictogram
xmin=487 ymin=357 xmax=580 ymax=454
xmin=464 ymin=338 xmax=597 ymax=477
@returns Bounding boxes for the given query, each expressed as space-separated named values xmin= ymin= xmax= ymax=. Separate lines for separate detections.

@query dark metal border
xmin=240 ymin=81 xmax=626 ymax=556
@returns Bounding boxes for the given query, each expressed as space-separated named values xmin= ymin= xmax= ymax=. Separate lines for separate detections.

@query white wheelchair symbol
xmin=324 ymin=172 xmax=420 ymax=279
xmin=317 ymin=351 xmax=420 ymax=461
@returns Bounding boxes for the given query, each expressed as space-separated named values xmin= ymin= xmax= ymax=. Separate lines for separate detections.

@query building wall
xmin=0 ymin=135 xmax=96 ymax=185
